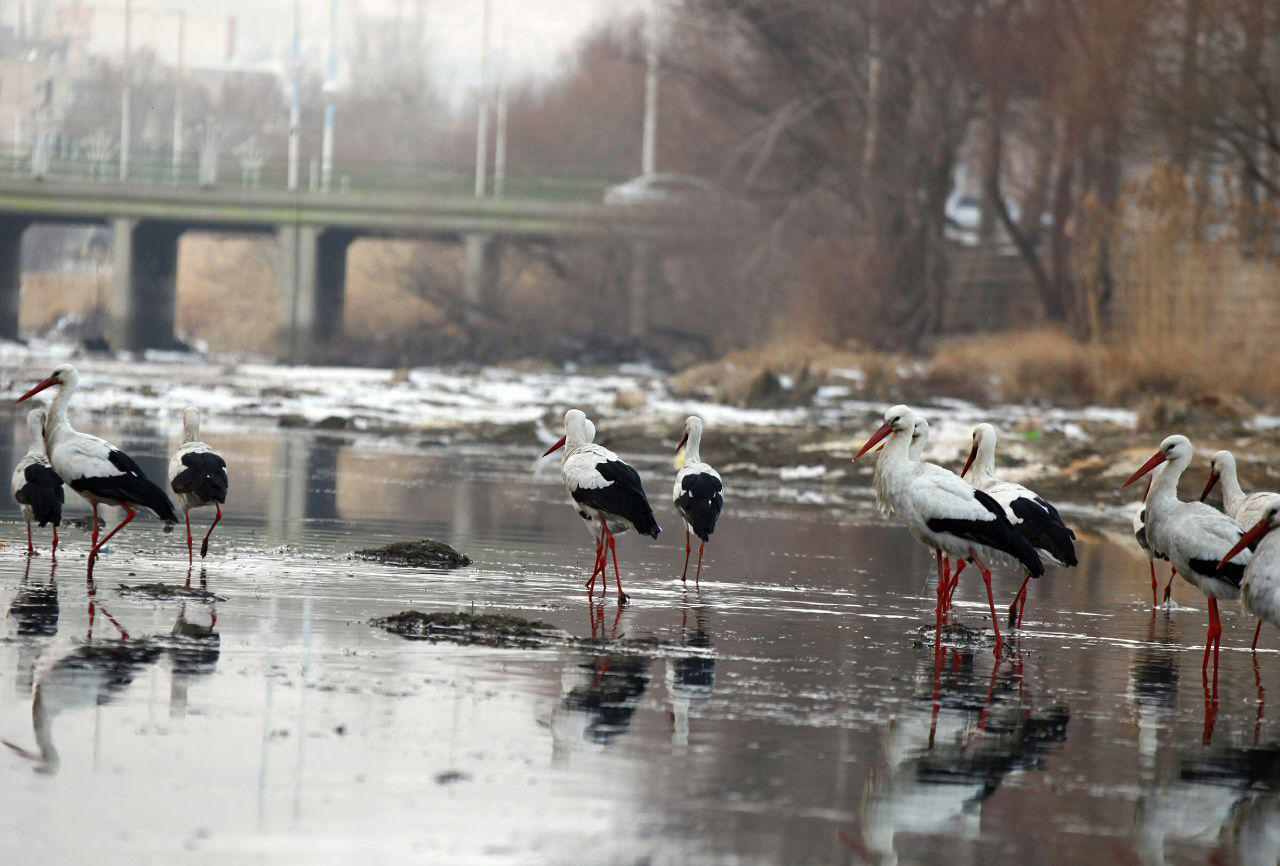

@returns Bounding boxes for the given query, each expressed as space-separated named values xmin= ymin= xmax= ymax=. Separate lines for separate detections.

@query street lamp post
xmin=172 ymin=9 xmax=186 ymax=184
xmin=641 ymin=0 xmax=659 ymax=176
xmin=473 ymin=0 xmax=491 ymax=198
xmin=287 ymin=0 xmax=301 ymax=192
xmin=320 ymin=0 xmax=338 ymax=192
xmin=120 ymin=0 xmax=133 ymax=181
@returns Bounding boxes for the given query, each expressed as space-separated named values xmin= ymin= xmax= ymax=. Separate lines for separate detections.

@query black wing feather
xmin=675 ymin=472 xmax=723 ymax=543
xmin=18 ymin=463 xmax=64 ymax=526
xmin=171 ymin=451 xmax=229 ymax=504
xmin=1010 ymin=497 xmax=1078 ymax=567
xmin=927 ymin=489 xmax=1045 ymax=577
xmin=1197 ymin=558 xmax=1244 ymax=587
xmin=72 ymin=449 xmax=178 ymax=523
xmin=571 ymin=459 xmax=661 ymax=538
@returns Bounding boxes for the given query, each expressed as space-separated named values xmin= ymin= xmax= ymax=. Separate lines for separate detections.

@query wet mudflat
xmin=0 ymin=421 xmax=1277 ymax=866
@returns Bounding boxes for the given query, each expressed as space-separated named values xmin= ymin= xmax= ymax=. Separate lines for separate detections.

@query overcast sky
xmin=29 ymin=0 xmax=647 ymax=100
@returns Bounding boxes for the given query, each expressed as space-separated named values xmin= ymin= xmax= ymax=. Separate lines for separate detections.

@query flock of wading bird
xmin=9 ymin=365 xmax=1279 ymax=686
xmin=10 ymin=364 xmax=228 ymax=574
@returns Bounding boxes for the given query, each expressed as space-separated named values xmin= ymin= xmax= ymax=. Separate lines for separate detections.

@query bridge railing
xmin=0 ymin=142 xmax=624 ymax=203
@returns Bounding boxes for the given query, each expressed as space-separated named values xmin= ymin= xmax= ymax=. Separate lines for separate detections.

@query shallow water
xmin=0 ymin=419 xmax=1277 ymax=866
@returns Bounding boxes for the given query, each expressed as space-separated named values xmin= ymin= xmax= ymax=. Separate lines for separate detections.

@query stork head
xmin=15 ymin=363 xmax=78 ymax=404
xmin=1200 ymin=450 xmax=1235 ymax=501
xmin=961 ymin=422 xmax=997 ymax=478
xmin=676 ymin=415 xmax=703 ymax=453
xmin=542 ymin=408 xmax=589 ymax=456
xmin=1122 ymin=434 xmax=1192 ymax=488
xmin=181 ymin=407 xmax=202 ymax=442
xmin=854 ymin=405 xmax=914 ymax=461
xmin=1217 ymin=503 xmax=1280 ymax=572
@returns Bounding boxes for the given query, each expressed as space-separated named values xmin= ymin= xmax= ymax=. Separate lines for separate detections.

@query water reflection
xmin=5 ymin=596 xmax=161 ymax=773
xmin=5 ymin=558 xmax=59 ymax=697
xmin=169 ymin=569 xmax=221 ymax=718
xmin=1137 ymin=741 xmax=1280 ymax=865
xmin=1128 ymin=611 xmax=1180 ymax=768
xmin=551 ymin=606 xmax=651 ymax=759
xmin=858 ymin=649 xmax=1069 ymax=865
xmin=667 ymin=593 xmax=715 ymax=748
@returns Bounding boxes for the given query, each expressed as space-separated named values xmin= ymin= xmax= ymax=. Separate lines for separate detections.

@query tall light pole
xmin=493 ymin=27 xmax=508 ymax=198
xmin=320 ymin=0 xmax=338 ymax=192
xmin=641 ymin=0 xmax=659 ymax=176
xmin=287 ymin=0 xmax=301 ymax=191
xmin=119 ymin=0 xmax=133 ymax=181
xmin=473 ymin=0 xmax=491 ymax=198
xmin=171 ymin=10 xmax=186 ymax=183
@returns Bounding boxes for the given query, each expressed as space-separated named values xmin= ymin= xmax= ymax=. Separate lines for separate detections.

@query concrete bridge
xmin=0 ymin=178 xmax=688 ymax=360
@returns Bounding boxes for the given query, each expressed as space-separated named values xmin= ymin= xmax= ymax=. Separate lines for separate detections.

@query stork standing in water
xmin=960 ymin=423 xmax=1077 ymax=628
xmin=573 ymin=418 xmax=628 ymax=592
xmin=544 ymin=409 xmax=660 ymax=604
xmin=11 ymin=408 xmax=64 ymax=556
xmin=1133 ymin=465 xmax=1172 ymax=606
xmin=855 ymin=405 xmax=1044 ymax=653
xmin=1217 ymin=503 xmax=1280 ymax=659
xmin=1123 ymin=435 xmax=1251 ymax=676
xmin=169 ymin=407 xmax=229 ymax=563
xmin=1201 ymin=449 xmax=1280 ymax=645
xmin=673 ymin=415 xmax=723 ymax=583
xmin=15 ymin=364 xmax=178 ymax=579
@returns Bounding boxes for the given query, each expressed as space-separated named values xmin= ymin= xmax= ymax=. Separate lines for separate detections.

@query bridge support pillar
xmin=463 ymin=233 xmax=502 ymax=311
xmin=0 ymin=218 xmax=27 ymax=341
xmin=277 ymin=225 xmax=353 ymax=363
xmin=110 ymin=218 xmax=182 ymax=352
xmin=628 ymin=241 xmax=653 ymax=339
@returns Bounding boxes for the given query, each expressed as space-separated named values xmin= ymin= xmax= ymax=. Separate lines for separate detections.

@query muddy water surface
xmin=0 ymin=420 xmax=1276 ymax=866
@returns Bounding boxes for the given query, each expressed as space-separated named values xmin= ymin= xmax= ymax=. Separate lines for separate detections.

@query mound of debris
xmin=355 ymin=540 xmax=471 ymax=569
xmin=370 ymin=611 xmax=564 ymax=648
xmin=115 ymin=583 xmax=226 ymax=603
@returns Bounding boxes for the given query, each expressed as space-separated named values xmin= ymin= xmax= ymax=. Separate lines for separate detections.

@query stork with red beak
xmin=855 ymin=405 xmax=1044 ymax=654
xmin=1200 ymin=450 xmax=1280 ymax=537
xmin=543 ymin=409 xmax=660 ymax=604
xmin=1217 ymin=503 xmax=1280 ymax=654
xmin=1123 ymin=435 xmax=1250 ymax=675
xmin=960 ymin=423 xmax=1077 ymax=628
xmin=15 ymin=364 xmax=178 ymax=579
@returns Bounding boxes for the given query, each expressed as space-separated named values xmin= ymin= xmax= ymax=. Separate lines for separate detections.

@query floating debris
xmin=370 ymin=611 xmax=564 ymax=648
xmin=355 ymin=539 xmax=471 ymax=569
xmin=115 ymin=583 xmax=227 ymax=603
xmin=912 ymin=621 xmax=997 ymax=650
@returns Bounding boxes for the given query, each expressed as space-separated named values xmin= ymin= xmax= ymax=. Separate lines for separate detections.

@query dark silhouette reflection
xmin=550 ymin=605 xmax=651 ymax=758
xmin=1136 ymin=741 xmax=1280 ymax=865
xmin=1127 ymin=611 xmax=1179 ymax=768
xmin=855 ymin=648 xmax=1069 ymax=865
xmin=667 ymin=593 xmax=715 ymax=748
xmin=4 ymin=596 xmax=161 ymax=773
xmin=269 ymin=435 xmax=338 ymax=534
xmin=6 ymin=558 xmax=60 ymax=697
xmin=168 ymin=569 xmax=220 ymax=718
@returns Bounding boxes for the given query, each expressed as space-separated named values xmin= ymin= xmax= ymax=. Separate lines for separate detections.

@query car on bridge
xmin=604 ymin=173 xmax=713 ymax=206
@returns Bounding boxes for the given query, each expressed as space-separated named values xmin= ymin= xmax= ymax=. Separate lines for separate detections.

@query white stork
xmin=169 ymin=407 xmax=229 ymax=563
xmin=1132 ymin=465 xmax=1173 ymax=606
xmin=543 ymin=408 xmax=660 ymax=604
xmin=1123 ymin=435 xmax=1251 ymax=675
xmin=873 ymin=416 xmax=930 ymax=517
xmin=10 ymin=408 xmax=64 ymax=557
xmin=672 ymin=415 xmax=723 ymax=583
xmin=1200 ymin=449 xmax=1280 ymax=533
xmin=855 ymin=405 xmax=1044 ymax=652
xmin=960 ymin=423 xmax=1077 ymax=628
xmin=15 ymin=364 xmax=178 ymax=579
xmin=573 ymin=417 xmax=629 ymax=591
xmin=1216 ymin=502 xmax=1280 ymax=654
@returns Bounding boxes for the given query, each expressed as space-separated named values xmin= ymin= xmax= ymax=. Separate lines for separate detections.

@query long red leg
xmin=696 ymin=542 xmax=705 ymax=583
xmin=681 ymin=530 xmax=691 ymax=582
xmin=603 ymin=523 xmax=627 ymax=604
xmin=185 ymin=511 xmax=193 ymax=564
xmin=88 ymin=506 xmax=136 ymax=579
xmin=1163 ymin=567 xmax=1176 ymax=604
xmin=51 ymin=526 xmax=58 ymax=559
xmin=200 ymin=505 xmax=222 ymax=558
xmin=1203 ymin=596 xmax=1219 ymax=675
xmin=947 ymin=560 xmax=967 ymax=611
xmin=1008 ymin=574 xmax=1031 ymax=629
xmin=26 ymin=518 xmax=34 ymax=555
xmin=91 ymin=503 xmax=99 ymax=548
xmin=586 ymin=521 xmax=606 ymax=590
xmin=1254 ymin=651 xmax=1266 ymax=744
xmin=1017 ymin=587 xmax=1028 ymax=628
xmin=934 ymin=549 xmax=947 ymax=631
xmin=1149 ymin=559 xmax=1158 ymax=607
xmin=970 ymin=552 xmax=1003 ymax=655
xmin=1253 ymin=620 xmax=1264 ymax=651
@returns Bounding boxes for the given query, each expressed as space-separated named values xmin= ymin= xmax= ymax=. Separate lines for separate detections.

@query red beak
xmin=1122 ymin=451 xmax=1167 ymax=488
xmin=676 ymin=431 xmax=689 ymax=453
xmin=960 ymin=441 xmax=978 ymax=478
xmin=1217 ymin=517 xmax=1271 ymax=571
xmin=1199 ymin=471 xmax=1220 ymax=503
xmin=854 ymin=422 xmax=893 ymax=461
xmin=15 ymin=377 xmax=56 ymax=405
xmin=541 ymin=434 xmax=567 ymax=457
